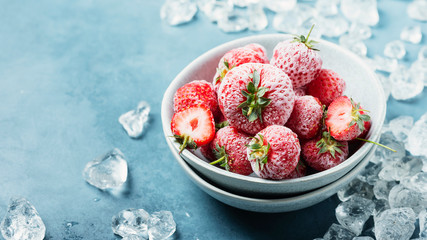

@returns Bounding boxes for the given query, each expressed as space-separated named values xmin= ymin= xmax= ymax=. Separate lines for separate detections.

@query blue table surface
xmin=0 ymin=1 xmax=426 ymax=239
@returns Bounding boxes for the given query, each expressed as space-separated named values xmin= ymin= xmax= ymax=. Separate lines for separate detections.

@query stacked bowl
xmin=161 ymin=34 xmax=386 ymax=213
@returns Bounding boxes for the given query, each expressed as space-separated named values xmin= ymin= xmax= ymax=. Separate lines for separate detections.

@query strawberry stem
xmin=180 ymin=135 xmax=189 ymax=153
xmin=355 ymin=138 xmax=396 ymax=152
xmin=306 ymin=24 xmax=314 ymax=42
xmin=210 ymin=156 xmax=225 ymax=165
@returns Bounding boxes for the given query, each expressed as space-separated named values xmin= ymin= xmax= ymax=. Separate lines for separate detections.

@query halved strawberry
xmin=325 ymin=96 xmax=370 ymax=141
xmin=171 ymin=105 xmax=215 ymax=152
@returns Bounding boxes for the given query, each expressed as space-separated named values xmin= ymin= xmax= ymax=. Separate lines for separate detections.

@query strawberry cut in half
xmin=325 ymin=96 xmax=370 ymax=141
xmin=171 ymin=105 xmax=215 ymax=153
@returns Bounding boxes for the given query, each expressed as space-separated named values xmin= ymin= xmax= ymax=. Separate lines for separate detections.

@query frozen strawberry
xmin=173 ymin=80 xmax=220 ymax=119
xmin=302 ymin=132 xmax=349 ymax=171
xmin=294 ymin=87 xmax=306 ymax=97
xmin=358 ymin=120 xmax=371 ymax=139
xmin=325 ymin=96 xmax=371 ymax=141
xmin=244 ymin=43 xmax=269 ymax=63
xmin=209 ymin=126 xmax=252 ymax=175
xmin=284 ymin=159 xmax=307 ymax=179
xmin=171 ymin=105 xmax=215 ymax=152
xmin=271 ymin=25 xmax=322 ymax=88
xmin=247 ymin=125 xmax=300 ymax=180
xmin=213 ymin=46 xmax=269 ymax=93
xmin=285 ymin=95 xmax=323 ymax=140
xmin=306 ymin=69 xmax=346 ymax=106
xmin=218 ymin=63 xmax=295 ymax=135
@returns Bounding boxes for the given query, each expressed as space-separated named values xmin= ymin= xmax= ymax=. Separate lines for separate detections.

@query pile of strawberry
xmin=171 ymin=26 xmax=372 ymax=180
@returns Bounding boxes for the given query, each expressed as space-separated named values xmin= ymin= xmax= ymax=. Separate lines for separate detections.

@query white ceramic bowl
xmin=161 ymin=34 xmax=385 ymax=198
xmin=165 ymin=131 xmax=375 ymax=213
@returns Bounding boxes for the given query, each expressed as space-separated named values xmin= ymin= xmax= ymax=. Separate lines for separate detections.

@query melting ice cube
xmin=112 ymin=208 xmax=150 ymax=238
xmin=119 ymin=101 xmax=151 ymax=139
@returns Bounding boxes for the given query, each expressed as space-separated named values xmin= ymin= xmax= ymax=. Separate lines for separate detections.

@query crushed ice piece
xmin=348 ymin=23 xmax=372 ymax=40
xmin=318 ymin=15 xmax=349 ymax=38
xmin=374 ymin=207 xmax=416 ymax=240
xmin=375 ymin=73 xmax=391 ymax=101
xmin=373 ymin=180 xmax=397 ymax=200
xmin=201 ymin=0 xmax=233 ymax=22
xmin=148 ymin=211 xmax=176 ymax=240
xmin=420 ymin=209 xmax=427 ymax=239
xmin=389 ymin=115 xmax=414 ymax=143
xmin=388 ymin=184 xmax=426 ymax=214
xmin=384 ymin=40 xmax=406 ymax=60
xmin=337 ymin=178 xmax=374 ymax=202
xmin=372 ymin=199 xmax=390 ymax=217
xmin=401 ymin=171 xmax=427 ymax=193
xmin=419 ymin=46 xmax=427 ymax=61
xmin=217 ymin=13 xmax=248 ymax=33
xmin=83 ymin=148 xmax=128 ymax=190
xmin=273 ymin=4 xmax=317 ymax=33
xmin=263 ymin=0 xmax=297 ymax=12
xmin=400 ymin=26 xmax=422 ymax=44
xmin=122 ymin=235 xmax=146 ymax=240
xmin=0 ymin=197 xmax=46 ymax=240
xmin=323 ymin=223 xmax=356 ymax=240
xmin=335 ymin=197 xmax=375 ymax=235
xmin=374 ymin=131 xmax=406 ymax=163
xmin=406 ymin=112 xmax=427 ymax=157
xmin=247 ymin=3 xmax=268 ymax=31
xmin=112 ymin=208 xmax=150 ymax=238
xmin=407 ymin=0 xmax=427 ymax=21
xmin=160 ymin=0 xmax=198 ymax=26
xmin=119 ymin=101 xmax=151 ymax=139
xmin=339 ymin=34 xmax=367 ymax=57
xmin=357 ymin=162 xmax=382 ymax=185
xmin=410 ymin=59 xmax=427 ymax=87
xmin=315 ymin=0 xmax=339 ymax=17
xmin=340 ymin=0 xmax=379 ymax=26
xmin=378 ymin=156 xmax=423 ymax=181
xmin=390 ymin=65 xmax=424 ymax=101
xmin=372 ymin=55 xmax=398 ymax=73
xmin=230 ymin=0 xmax=259 ymax=7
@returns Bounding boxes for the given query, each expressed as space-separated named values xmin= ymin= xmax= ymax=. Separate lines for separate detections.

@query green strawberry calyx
xmin=316 ymin=131 xmax=344 ymax=159
xmin=215 ymin=59 xmax=234 ymax=84
xmin=293 ymin=24 xmax=319 ymax=51
xmin=247 ymin=134 xmax=270 ymax=172
xmin=349 ymin=98 xmax=371 ymax=132
xmin=238 ymin=69 xmax=271 ymax=123
xmin=210 ymin=143 xmax=230 ymax=171
xmin=173 ymin=134 xmax=198 ymax=153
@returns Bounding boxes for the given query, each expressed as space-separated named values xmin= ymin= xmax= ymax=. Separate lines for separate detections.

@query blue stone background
xmin=0 ymin=0 xmax=426 ymax=239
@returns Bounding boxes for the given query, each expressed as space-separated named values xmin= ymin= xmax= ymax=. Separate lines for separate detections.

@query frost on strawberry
xmin=247 ymin=125 xmax=300 ymax=180
xmin=218 ymin=63 xmax=295 ymax=135
xmin=306 ymin=68 xmax=346 ymax=106
xmin=302 ymin=131 xmax=349 ymax=171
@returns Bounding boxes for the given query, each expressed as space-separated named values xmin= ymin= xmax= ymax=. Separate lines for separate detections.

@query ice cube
xmin=201 ymin=0 xmax=233 ymax=23
xmin=337 ymin=178 xmax=374 ymax=202
xmin=340 ymin=0 xmax=379 ymax=26
xmin=247 ymin=3 xmax=268 ymax=31
xmin=375 ymin=73 xmax=391 ymax=101
xmin=407 ymin=0 xmax=427 ymax=21
xmin=230 ymin=0 xmax=259 ymax=7
xmin=410 ymin=59 xmax=427 ymax=87
xmin=335 ymin=196 xmax=375 ymax=235
xmin=420 ymin=209 xmax=427 ymax=239
xmin=263 ymin=0 xmax=297 ymax=12
xmin=318 ymin=15 xmax=349 ymax=38
xmin=378 ymin=156 xmax=423 ymax=181
xmin=119 ymin=101 xmax=151 ymax=139
xmin=374 ymin=131 xmax=406 ymax=163
xmin=148 ymin=211 xmax=176 ymax=240
xmin=357 ymin=162 xmax=382 ymax=185
xmin=372 ymin=199 xmax=390 ymax=217
xmin=390 ymin=65 xmax=424 ymax=101
xmin=389 ymin=115 xmax=414 ymax=143
xmin=339 ymin=34 xmax=368 ymax=57
xmin=400 ymin=26 xmax=422 ymax=44
xmin=217 ymin=13 xmax=248 ymax=33
xmin=384 ymin=40 xmax=406 ymax=60
xmin=406 ymin=113 xmax=427 ymax=157
xmin=401 ymin=171 xmax=427 ymax=193
xmin=111 ymin=208 xmax=150 ymax=238
xmin=160 ymin=0 xmax=198 ymax=26
xmin=123 ymin=235 xmax=146 ymax=240
xmin=323 ymin=223 xmax=356 ymax=240
xmin=373 ymin=180 xmax=398 ymax=200
xmin=374 ymin=207 xmax=416 ymax=240
xmin=0 ymin=197 xmax=46 ymax=240
xmin=372 ymin=55 xmax=398 ymax=73
xmin=388 ymin=184 xmax=426 ymax=214
xmin=272 ymin=4 xmax=316 ymax=33
xmin=348 ymin=23 xmax=372 ymax=41
xmin=315 ymin=0 xmax=339 ymax=17
xmin=83 ymin=148 xmax=128 ymax=190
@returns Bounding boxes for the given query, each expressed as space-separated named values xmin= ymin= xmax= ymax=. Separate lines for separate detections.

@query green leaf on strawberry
xmin=238 ymin=69 xmax=272 ymax=123
xmin=349 ymin=98 xmax=371 ymax=132
xmin=210 ymin=143 xmax=230 ymax=171
xmin=215 ymin=59 xmax=235 ymax=84
xmin=247 ymin=134 xmax=270 ymax=171
xmin=292 ymin=24 xmax=319 ymax=51
xmin=316 ymin=131 xmax=344 ymax=159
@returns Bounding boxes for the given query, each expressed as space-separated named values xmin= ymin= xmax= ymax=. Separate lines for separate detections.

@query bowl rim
xmin=161 ymin=33 xmax=386 ymax=185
